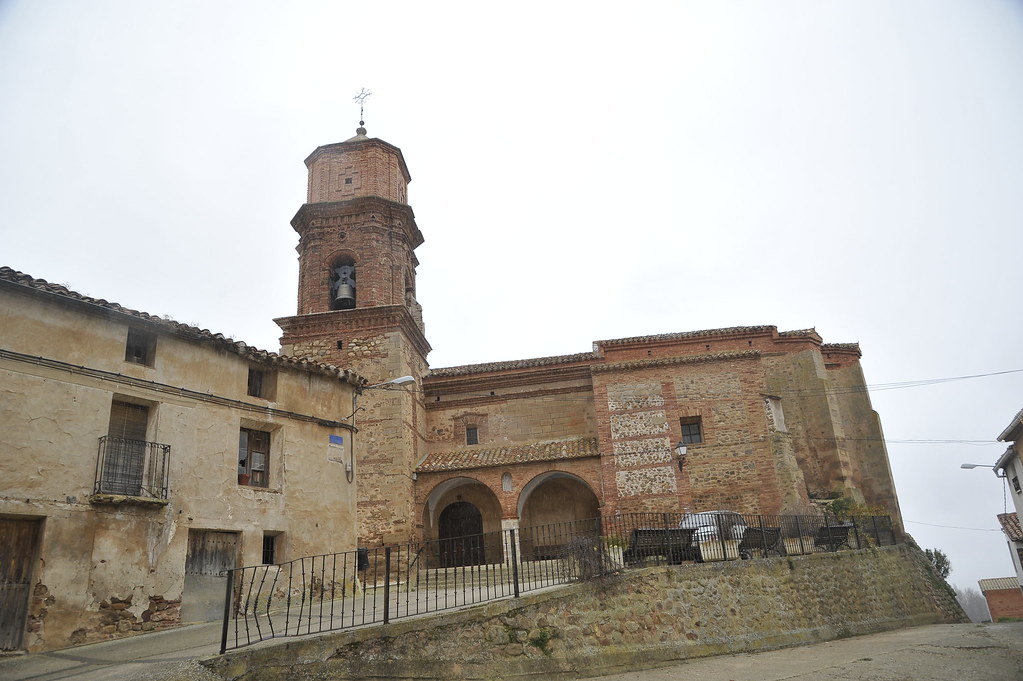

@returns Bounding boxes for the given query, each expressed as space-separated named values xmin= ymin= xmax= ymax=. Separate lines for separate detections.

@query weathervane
xmin=353 ymin=88 xmax=372 ymax=127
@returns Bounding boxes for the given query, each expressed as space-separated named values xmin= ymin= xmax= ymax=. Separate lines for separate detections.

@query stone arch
xmin=421 ymin=477 xmax=504 ymax=566
xmin=517 ymin=472 xmax=600 ymax=560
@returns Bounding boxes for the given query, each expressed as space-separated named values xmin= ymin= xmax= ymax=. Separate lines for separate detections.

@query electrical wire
xmin=408 ymin=367 xmax=1023 ymax=401
xmin=904 ymin=520 xmax=1003 ymax=532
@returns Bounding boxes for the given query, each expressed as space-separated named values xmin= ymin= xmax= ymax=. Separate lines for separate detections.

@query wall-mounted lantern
xmin=675 ymin=442 xmax=687 ymax=471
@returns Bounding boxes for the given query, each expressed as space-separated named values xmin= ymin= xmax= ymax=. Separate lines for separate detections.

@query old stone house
xmin=0 ymin=268 xmax=362 ymax=652
xmin=274 ymin=126 xmax=905 ymax=554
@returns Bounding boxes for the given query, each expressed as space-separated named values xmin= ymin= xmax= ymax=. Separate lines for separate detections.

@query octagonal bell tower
xmin=276 ymin=125 xmax=430 ymax=547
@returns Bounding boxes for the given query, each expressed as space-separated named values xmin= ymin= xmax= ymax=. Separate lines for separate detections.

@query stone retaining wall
xmin=202 ymin=544 xmax=966 ymax=681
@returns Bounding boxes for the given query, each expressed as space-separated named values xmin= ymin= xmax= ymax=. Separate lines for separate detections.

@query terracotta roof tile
xmin=0 ymin=267 xmax=363 ymax=385
xmin=998 ymin=407 xmax=1023 ymax=442
xmin=978 ymin=577 xmax=1022 ymax=592
xmin=418 ymin=437 xmax=599 ymax=472
xmin=821 ymin=342 xmax=861 ymax=353
xmin=998 ymin=512 xmax=1023 ymax=541
xmin=427 ymin=352 xmax=597 ymax=378
xmin=595 ymin=325 xmax=782 ymax=346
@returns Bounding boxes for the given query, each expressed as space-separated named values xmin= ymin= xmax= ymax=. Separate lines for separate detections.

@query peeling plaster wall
xmin=0 ymin=287 xmax=359 ymax=652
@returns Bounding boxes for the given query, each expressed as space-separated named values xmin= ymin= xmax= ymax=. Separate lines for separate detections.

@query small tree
xmin=953 ymin=585 xmax=991 ymax=623
xmin=925 ymin=548 xmax=952 ymax=579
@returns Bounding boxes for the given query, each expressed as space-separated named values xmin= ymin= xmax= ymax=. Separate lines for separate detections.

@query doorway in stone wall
xmin=438 ymin=502 xmax=484 ymax=567
xmin=0 ymin=517 xmax=41 ymax=651
xmin=519 ymin=472 xmax=600 ymax=560
xmin=182 ymin=530 xmax=239 ymax=623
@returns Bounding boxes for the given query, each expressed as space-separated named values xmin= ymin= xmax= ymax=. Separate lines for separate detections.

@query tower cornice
xmin=291 ymin=197 xmax=423 ymax=249
xmin=275 ymin=305 xmax=432 ymax=361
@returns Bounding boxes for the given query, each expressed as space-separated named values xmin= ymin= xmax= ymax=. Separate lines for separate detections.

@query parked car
xmin=678 ymin=510 xmax=748 ymax=543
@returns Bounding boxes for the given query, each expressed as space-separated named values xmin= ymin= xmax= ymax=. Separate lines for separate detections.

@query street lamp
xmin=960 ymin=463 xmax=1006 ymax=478
xmin=360 ymin=375 xmax=415 ymax=393
xmin=339 ymin=375 xmax=417 ymax=482
xmin=675 ymin=442 xmax=687 ymax=471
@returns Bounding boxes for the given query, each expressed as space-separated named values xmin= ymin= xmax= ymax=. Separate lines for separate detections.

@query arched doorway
xmin=518 ymin=472 xmax=600 ymax=560
xmin=438 ymin=501 xmax=484 ymax=567
xmin=422 ymin=477 xmax=504 ymax=567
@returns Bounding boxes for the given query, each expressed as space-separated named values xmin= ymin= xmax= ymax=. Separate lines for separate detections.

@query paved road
xmin=1 ymin=622 xmax=1020 ymax=680
xmin=595 ymin=622 xmax=1023 ymax=681
xmin=0 ymin=620 xmax=223 ymax=681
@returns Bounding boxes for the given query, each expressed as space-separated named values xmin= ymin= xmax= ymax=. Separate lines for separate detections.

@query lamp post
xmin=340 ymin=375 xmax=417 ymax=483
xmin=960 ymin=463 xmax=1006 ymax=478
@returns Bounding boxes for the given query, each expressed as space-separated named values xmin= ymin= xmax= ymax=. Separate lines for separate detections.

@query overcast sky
xmin=2 ymin=1 xmax=1022 ymax=596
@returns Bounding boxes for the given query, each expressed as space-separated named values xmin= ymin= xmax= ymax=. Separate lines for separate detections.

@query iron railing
xmin=220 ymin=512 xmax=897 ymax=652
xmin=94 ymin=435 xmax=170 ymax=499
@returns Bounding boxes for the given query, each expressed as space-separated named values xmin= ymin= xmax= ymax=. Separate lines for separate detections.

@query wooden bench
xmin=622 ymin=528 xmax=697 ymax=565
xmin=814 ymin=524 xmax=852 ymax=552
xmin=737 ymin=527 xmax=783 ymax=558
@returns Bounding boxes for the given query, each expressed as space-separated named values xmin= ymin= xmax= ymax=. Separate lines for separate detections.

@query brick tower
xmin=275 ymin=124 xmax=430 ymax=546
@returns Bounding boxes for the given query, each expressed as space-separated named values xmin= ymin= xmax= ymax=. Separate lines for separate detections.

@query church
xmin=0 ymin=123 xmax=902 ymax=652
xmin=273 ymin=124 xmax=904 ymax=551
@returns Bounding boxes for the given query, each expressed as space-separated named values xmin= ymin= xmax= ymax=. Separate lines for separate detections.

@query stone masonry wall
xmin=203 ymin=544 xmax=966 ymax=681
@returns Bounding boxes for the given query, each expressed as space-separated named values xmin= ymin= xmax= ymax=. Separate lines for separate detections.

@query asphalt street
xmin=0 ymin=622 xmax=1020 ymax=681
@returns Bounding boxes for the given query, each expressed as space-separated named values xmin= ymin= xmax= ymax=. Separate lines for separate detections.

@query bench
xmin=737 ymin=527 xmax=783 ymax=558
xmin=622 ymin=527 xmax=697 ymax=565
xmin=814 ymin=524 xmax=852 ymax=552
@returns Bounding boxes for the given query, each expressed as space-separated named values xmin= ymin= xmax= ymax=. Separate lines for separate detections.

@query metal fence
xmin=220 ymin=512 xmax=896 ymax=653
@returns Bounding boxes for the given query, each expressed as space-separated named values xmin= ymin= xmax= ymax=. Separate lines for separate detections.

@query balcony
xmin=91 ymin=436 xmax=170 ymax=507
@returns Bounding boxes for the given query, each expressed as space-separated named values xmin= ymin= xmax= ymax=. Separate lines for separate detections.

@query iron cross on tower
xmin=354 ymin=88 xmax=372 ymax=127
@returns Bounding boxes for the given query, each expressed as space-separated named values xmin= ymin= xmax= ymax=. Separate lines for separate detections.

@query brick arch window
xmin=457 ymin=414 xmax=487 ymax=446
xmin=329 ymin=255 xmax=357 ymax=310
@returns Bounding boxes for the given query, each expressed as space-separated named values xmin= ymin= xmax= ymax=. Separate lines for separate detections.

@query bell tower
xmin=276 ymin=123 xmax=430 ymax=546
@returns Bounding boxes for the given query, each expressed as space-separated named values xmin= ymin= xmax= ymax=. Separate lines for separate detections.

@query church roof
xmin=427 ymin=352 xmax=597 ymax=378
xmin=0 ymin=267 xmax=364 ymax=385
xmin=594 ymin=325 xmax=807 ymax=346
xmin=417 ymin=436 xmax=599 ymax=472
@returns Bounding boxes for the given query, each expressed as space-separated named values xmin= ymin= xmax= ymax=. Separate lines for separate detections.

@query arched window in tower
xmin=330 ymin=257 xmax=356 ymax=310
xmin=404 ymin=269 xmax=415 ymax=309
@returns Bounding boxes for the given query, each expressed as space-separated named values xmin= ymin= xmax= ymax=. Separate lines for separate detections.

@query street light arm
xmin=960 ymin=462 xmax=1007 ymax=478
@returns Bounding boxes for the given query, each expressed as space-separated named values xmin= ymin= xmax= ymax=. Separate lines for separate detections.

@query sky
xmin=2 ymin=0 xmax=1022 ymax=596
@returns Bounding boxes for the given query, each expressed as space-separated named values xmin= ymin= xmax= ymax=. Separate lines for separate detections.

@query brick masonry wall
xmin=203 ymin=544 xmax=966 ymax=681
xmin=593 ymin=353 xmax=795 ymax=516
xmin=423 ymin=386 xmax=595 ymax=448
xmin=985 ymin=588 xmax=1023 ymax=621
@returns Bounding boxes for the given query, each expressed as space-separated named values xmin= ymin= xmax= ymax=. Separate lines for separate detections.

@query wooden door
xmin=438 ymin=502 xmax=484 ymax=567
xmin=185 ymin=530 xmax=239 ymax=576
xmin=0 ymin=518 xmax=41 ymax=650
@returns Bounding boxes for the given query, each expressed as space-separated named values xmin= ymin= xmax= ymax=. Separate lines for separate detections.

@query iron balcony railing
xmin=94 ymin=435 xmax=170 ymax=500
xmin=220 ymin=511 xmax=898 ymax=653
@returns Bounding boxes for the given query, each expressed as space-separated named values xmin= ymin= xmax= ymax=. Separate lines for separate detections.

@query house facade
xmin=275 ymin=126 xmax=905 ymax=553
xmin=0 ymin=268 xmax=362 ymax=652
xmin=995 ymin=408 xmax=1023 ymax=588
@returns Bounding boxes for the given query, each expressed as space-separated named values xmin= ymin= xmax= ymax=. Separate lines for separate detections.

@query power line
xmin=413 ymin=367 xmax=1023 ymax=400
xmin=904 ymin=520 xmax=1002 ymax=532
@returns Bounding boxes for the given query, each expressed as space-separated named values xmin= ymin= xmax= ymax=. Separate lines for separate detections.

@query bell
xmin=334 ymin=283 xmax=356 ymax=309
